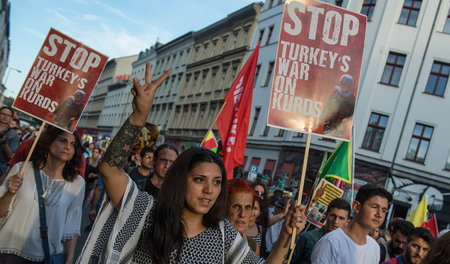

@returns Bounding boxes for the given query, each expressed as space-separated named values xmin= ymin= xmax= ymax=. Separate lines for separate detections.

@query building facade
xmin=0 ymin=0 xmax=10 ymax=106
xmin=78 ymin=54 xmax=137 ymax=141
xmin=78 ymin=0 xmax=450 ymax=228
xmin=244 ymin=0 xmax=450 ymax=229
xmin=165 ymin=3 xmax=263 ymax=152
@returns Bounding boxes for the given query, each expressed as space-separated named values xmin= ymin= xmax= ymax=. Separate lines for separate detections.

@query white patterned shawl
xmin=76 ymin=176 xmax=265 ymax=264
xmin=76 ymin=178 xmax=153 ymax=264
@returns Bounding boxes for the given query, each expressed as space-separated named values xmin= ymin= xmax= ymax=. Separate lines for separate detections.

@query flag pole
xmin=287 ymin=133 xmax=311 ymax=263
xmin=200 ymin=101 xmax=227 ymax=147
xmin=19 ymin=122 xmax=46 ymax=176
xmin=351 ymin=125 xmax=355 ymax=202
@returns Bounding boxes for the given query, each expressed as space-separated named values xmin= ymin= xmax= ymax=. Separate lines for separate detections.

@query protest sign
xmin=13 ymin=28 xmax=108 ymax=132
xmin=306 ymin=178 xmax=344 ymax=227
xmin=268 ymin=0 xmax=366 ymax=140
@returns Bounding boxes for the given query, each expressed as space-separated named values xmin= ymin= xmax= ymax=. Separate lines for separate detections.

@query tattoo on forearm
xmin=103 ymin=118 xmax=141 ymax=169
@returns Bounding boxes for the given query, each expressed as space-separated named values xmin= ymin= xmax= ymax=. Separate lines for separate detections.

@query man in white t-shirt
xmin=311 ymin=184 xmax=392 ymax=264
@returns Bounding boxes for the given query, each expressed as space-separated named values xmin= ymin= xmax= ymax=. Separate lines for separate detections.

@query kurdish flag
xmin=319 ymin=141 xmax=352 ymax=184
xmin=202 ymin=130 xmax=218 ymax=153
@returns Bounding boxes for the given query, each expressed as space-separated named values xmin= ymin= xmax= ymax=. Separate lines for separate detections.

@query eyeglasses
xmin=255 ymin=191 xmax=264 ymax=196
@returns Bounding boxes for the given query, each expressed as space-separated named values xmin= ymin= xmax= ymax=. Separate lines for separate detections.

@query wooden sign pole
xmin=19 ymin=122 xmax=46 ymax=176
xmin=287 ymin=133 xmax=311 ymax=263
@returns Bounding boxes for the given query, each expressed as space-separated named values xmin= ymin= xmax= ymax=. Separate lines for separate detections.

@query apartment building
xmin=78 ymin=54 xmax=137 ymax=140
xmin=164 ymin=3 xmax=263 ymax=151
xmin=244 ymin=0 xmax=450 ymax=228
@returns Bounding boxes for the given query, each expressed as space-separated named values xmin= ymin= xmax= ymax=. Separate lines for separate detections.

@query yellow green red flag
xmin=203 ymin=130 xmax=218 ymax=153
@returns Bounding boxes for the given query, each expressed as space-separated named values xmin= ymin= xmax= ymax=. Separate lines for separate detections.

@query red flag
xmin=421 ymin=213 xmax=438 ymax=237
xmin=217 ymin=42 xmax=260 ymax=179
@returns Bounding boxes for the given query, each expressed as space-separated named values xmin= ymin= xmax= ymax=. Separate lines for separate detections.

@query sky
xmin=5 ymin=0 xmax=256 ymax=98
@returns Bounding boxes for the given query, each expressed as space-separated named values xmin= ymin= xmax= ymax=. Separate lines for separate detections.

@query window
xmin=199 ymin=71 xmax=208 ymax=93
xmin=230 ymin=66 xmax=238 ymax=87
xmin=221 ymin=36 xmax=228 ymax=53
xmin=381 ymin=52 xmax=406 ymax=86
xmin=264 ymin=62 xmax=275 ymax=86
xmin=211 ymin=40 xmax=217 ymax=57
xmin=232 ymin=31 xmax=239 ymax=49
xmin=193 ymin=72 xmax=199 ymax=92
xmin=399 ymin=0 xmax=422 ymax=26
xmin=424 ymin=61 xmax=449 ymax=97
xmin=218 ymin=68 xmax=228 ymax=91
xmin=255 ymin=64 xmax=261 ymax=84
xmin=166 ymin=56 xmax=171 ymax=68
xmin=444 ymin=9 xmax=450 ymax=34
xmin=262 ymin=124 xmax=270 ymax=136
xmin=362 ymin=113 xmax=388 ymax=151
xmin=243 ymin=27 xmax=250 ymax=45
xmin=202 ymin=43 xmax=209 ymax=59
xmin=406 ymin=123 xmax=433 ymax=163
xmin=258 ymin=29 xmax=265 ymax=43
xmin=208 ymin=69 xmax=217 ymax=92
xmin=277 ymin=129 xmax=285 ymax=137
xmin=263 ymin=159 xmax=276 ymax=181
xmin=179 ymin=51 xmax=184 ymax=64
xmin=266 ymin=26 xmax=274 ymax=46
xmin=361 ymin=0 xmax=376 ymax=20
xmin=194 ymin=46 xmax=200 ymax=61
xmin=249 ymin=108 xmax=261 ymax=136
xmin=293 ymin=132 xmax=303 ymax=138
xmin=445 ymin=152 xmax=450 ymax=170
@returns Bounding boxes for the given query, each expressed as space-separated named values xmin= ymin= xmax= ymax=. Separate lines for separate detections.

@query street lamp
xmin=3 ymin=67 xmax=22 ymax=85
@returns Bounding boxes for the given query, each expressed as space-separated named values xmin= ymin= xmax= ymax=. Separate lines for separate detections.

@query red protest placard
xmin=13 ymin=28 xmax=108 ymax=132
xmin=268 ymin=0 xmax=366 ymax=141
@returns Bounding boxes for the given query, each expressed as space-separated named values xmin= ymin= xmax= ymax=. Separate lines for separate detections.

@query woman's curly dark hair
xmin=30 ymin=125 xmax=84 ymax=182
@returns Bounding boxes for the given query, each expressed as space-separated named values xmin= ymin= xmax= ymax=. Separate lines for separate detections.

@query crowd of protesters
xmin=0 ymin=63 xmax=448 ymax=263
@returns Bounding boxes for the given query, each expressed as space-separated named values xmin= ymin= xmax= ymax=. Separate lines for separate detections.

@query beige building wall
xmin=167 ymin=3 xmax=262 ymax=146
xmin=78 ymin=54 xmax=137 ymax=136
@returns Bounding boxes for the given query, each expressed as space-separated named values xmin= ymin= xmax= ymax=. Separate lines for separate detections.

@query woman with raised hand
xmin=0 ymin=126 xmax=85 ymax=263
xmin=77 ymin=62 xmax=306 ymax=263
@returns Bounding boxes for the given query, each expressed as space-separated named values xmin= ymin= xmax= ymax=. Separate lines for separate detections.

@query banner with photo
xmin=13 ymin=28 xmax=108 ymax=132
xmin=267 ymin=0 xmax=366 ymax=140
xmin=306 ymin=178 xmax=344 ymax=227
